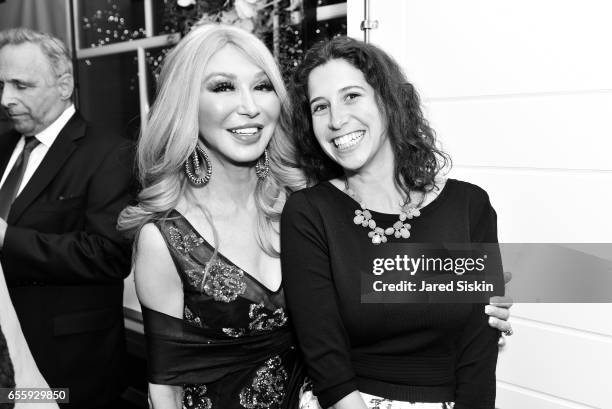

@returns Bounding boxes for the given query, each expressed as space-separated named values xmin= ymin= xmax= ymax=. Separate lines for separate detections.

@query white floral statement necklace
xmin=344 ymin=179 xmax=421 ymax=244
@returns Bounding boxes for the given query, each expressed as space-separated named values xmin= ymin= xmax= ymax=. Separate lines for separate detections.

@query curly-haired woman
xmin=282 ymin=37 xmax=506 ymax=409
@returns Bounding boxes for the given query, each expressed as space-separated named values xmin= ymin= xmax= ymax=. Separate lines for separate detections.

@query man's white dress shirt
xmin=0 ymin=104 xmax=75 ymax=196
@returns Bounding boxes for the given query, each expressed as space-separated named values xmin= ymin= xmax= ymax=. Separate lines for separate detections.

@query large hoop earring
xmin=255 ymin=148 xmax=270 ymax=180
xmin=184 ymin=145 xmax=212 ymax=186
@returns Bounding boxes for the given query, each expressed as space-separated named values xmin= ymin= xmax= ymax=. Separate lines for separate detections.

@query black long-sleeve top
xmin=281 ymin=179 xmax=500 ymax=409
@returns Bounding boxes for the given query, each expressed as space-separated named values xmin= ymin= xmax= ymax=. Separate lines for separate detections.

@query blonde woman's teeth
xmin=230 ymin=127 xmax=260 ymax=135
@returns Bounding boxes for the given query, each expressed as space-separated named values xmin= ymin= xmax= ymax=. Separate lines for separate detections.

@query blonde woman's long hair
xmin=118 ymin=23 xmax=305 ymax=256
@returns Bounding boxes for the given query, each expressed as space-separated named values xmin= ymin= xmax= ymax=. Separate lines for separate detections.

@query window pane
xmin=144 ymin=45 xmax=173 ymax=99
xmin=78 ymin=0 xmax=146 ymax=48
xmin=76 ymin=52 xmax=141 ymax=139
xmin=146 ymin=0 xmax=346 ymax=79
xmin=311 ymin=16 xmax=347 ymax=42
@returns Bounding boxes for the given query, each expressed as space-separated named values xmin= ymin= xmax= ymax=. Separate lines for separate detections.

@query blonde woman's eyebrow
xmin=203 ymin=70 xmax=267 ymax=83
xmin=203 ymin=72 xmax=236 ymax=82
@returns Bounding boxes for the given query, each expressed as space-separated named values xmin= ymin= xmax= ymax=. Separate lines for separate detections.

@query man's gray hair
xmin=0 ymin=27 xmax=73 ymax=77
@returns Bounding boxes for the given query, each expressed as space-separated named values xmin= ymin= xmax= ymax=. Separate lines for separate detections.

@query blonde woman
xmin=118 ymin=24 xmax=304 ymax=409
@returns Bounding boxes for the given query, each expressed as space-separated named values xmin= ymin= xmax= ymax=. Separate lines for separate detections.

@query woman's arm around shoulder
xmin=454 ymin=303 xmax=499 ymax=409
xmin=462 ymin=182 xmax=514 ymax=332
xmin=134 ymin=223 xmax=183 ymax=409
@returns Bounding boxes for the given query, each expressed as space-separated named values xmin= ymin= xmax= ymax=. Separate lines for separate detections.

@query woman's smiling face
xmin=198 ymin=44 xmax=280 ymax=166
xmin=308 ymin=58 xmax=391 ymax=174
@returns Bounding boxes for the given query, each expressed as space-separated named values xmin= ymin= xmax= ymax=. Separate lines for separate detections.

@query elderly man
xmin=0 ymin=28 xmax=132 ymax=408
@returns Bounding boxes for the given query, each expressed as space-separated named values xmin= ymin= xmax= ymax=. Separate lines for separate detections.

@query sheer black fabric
xmin=145 ymin=210 xmax=302 ymax=409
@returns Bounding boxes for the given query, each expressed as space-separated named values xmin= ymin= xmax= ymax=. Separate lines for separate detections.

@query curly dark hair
xmin=288 ymin=36 xmax=450 ymax=198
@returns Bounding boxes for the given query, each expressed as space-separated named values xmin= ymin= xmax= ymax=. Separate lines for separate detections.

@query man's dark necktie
xmin=0 ymin=136 xmax=41 ymax=219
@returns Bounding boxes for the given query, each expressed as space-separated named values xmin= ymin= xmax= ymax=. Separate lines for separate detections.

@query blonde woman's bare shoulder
xmin=134 ymin=223 xmax=183 ymax=317
xmin=136 ymin=223 xmax=173 ymax=261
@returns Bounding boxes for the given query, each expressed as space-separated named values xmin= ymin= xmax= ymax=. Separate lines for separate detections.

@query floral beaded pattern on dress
xmin=168 ymin=226 xmax=205 ymax=254
xmin=239 ymin=356 xmax=288 ymax=409
xmin=222 ymin=327 xmax=246 ymax=338
xmin=222 ymin=303 xmax=287 ymax=338
xmin=183 ymin=384 xmax=213 ymax=409
xmin=184 ymin=304 xmax=205 ymax=328
xmin=248 ymin=303 xmax=287 ymax=333
xmin=203 ymin=261 xmax=247 ymax=302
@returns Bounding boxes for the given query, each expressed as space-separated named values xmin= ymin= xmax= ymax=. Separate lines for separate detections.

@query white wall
xmin=348 ymin=1 xmax=612 ymax=408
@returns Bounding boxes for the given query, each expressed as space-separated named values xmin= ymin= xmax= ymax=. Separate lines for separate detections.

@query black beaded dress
xmin=143 ymin=210 xmax=301 ymax=409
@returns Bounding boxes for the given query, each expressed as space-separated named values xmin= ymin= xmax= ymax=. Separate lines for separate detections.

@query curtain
xmin=0 ymin=0 xmax=70 ymax=45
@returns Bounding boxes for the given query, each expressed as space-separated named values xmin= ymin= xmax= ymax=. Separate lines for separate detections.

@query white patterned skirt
xmin=360 ymin=393 xmax=454 ymax=409
xmin=299 ymin=384 xmax=454 ymax=409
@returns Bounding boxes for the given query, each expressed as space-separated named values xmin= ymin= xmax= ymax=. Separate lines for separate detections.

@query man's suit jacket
xmin=0 ymin=112 xmax=134 ymax=408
